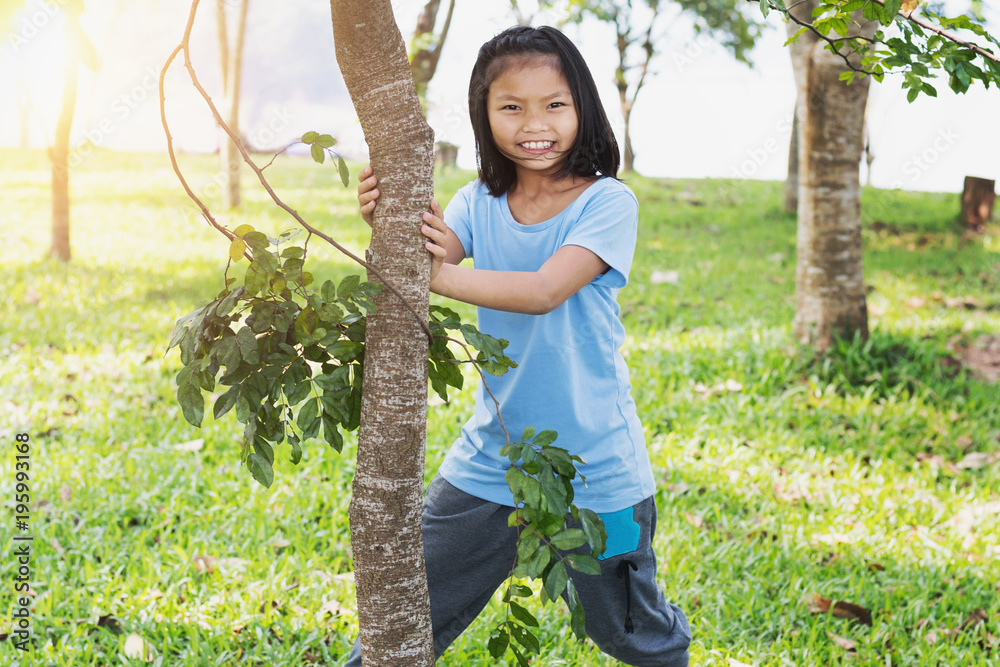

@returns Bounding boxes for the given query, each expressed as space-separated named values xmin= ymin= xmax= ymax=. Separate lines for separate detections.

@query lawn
xmin=1 ymin=147 xmax=998 ymax=666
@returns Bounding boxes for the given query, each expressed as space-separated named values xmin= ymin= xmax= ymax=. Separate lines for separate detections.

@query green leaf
xmin=507 ymin=584 xmax=532 ymax=598
xmin=509 ymin=623 xmax=540 ymax=654
xmin=338 ymin=274 xmax=360 ymax=298
xmin=233 ymin=223 xmax=254 ymax=237
xmin=521 ymin=426 xmax=535 ymax=441
xmin=580 ymin=509 xmax=607 ymax=556
xmin=311 ymin=143 xmax=325 ymax=164
xmin=245 ymin=262 xmax=268 ymax=297
xmin=508 ymin=601 xmax=539 ymax=628
xmin=288 ymin=433 xmax=302 ymax=464
xmin=567 ymin=581 xmax=587 ymax=639
xmin=236 ymin=327 xmax=260 ymax=365
xmin=280 ymin=246 xmax=305 ymax=259
xmin=243 ymin=231 xmax=269 ymax=251
xmin=301 ymin=131 xmax=319 ymax=143
xmin=316 ymin=134 xmax=336 ymax=148
xmin=532 ymin=430 xmax=558 ymax=446
xmin=883 ymin=0 xmax=901 ymax=18
xmin=247 ymin=452 xmax=274 ymax=488
xmin=487 ymin=629 xmax=509 ymax=659
xmin=177 ymin=381 xmax=204 ymax=427
xmin=213 ymin=384 xmax=240 ymax=420
xmin=297 ymin=397 xmax=320 ymax=431
xmin=337 ymin=156 xmax=350 ymax=187
xmin=549 ymin=528 xmax=589 ymax=551
xmin=510 ymin=645 xmax=529 ymax=667
xmin=542 ymin=560 xmax=568 ymax=602
xmin=564 ymin=553 xmax=602 ymax=575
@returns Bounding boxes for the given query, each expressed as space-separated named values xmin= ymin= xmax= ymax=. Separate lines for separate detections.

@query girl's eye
xmin=503 ymin=105 xmax=520 ymax=111
xmin=549 ymin=102 xmax=565 ymax=108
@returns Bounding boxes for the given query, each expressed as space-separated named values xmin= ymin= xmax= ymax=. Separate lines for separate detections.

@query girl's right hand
xmin=357 ymin=165 xmax=379 ymax=227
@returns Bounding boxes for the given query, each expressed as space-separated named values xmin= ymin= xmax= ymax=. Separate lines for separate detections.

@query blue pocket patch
xmin=596 ymin=507 xmax=641 ymax=560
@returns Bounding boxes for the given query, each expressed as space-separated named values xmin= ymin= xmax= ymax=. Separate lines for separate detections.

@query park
xmin=1 ymin=0 xmax=998 ymax=665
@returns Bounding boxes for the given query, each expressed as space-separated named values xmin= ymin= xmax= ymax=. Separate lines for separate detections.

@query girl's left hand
xmin=422 ymin=198 xmax=447 ymax=283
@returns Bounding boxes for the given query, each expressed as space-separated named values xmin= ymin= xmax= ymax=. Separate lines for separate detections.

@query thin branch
xmin=755 ymin=0 xmax=1000 ymax=74
xmin=162 ymin=0 xmax=432 ymax=341
xmin=441 ymin=335 xmax=511 ymax=447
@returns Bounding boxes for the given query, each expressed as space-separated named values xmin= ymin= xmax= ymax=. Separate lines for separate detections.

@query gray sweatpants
xmin=343 ymin=474 xmax=690 ymax=666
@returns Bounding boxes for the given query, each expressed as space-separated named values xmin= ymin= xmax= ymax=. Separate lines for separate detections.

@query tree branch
xmin=161 ymin=0 xmax=432 ymax=341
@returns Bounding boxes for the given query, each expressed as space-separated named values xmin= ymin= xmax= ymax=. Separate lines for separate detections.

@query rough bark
xmin=218 ymin=0 xmax=248 ymax=209
xmin=50 ymin=19 xmax=79 ymax=262
xmin=787 ymin=0 xmax=876 ymax=350
xmin=784 ymin=101 xmax=798 ymax=213
xmin=330 ymin=1 xmax=436 ymax=665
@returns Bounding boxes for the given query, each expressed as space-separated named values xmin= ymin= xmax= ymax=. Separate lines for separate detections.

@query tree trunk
xmin=219 ymin=0 xmax=248 ymax=209
xmin=960 ymin=176 xmax=995 ymax=231
xmin=409 ymin=0 xmax=455 ymax=105
xmin=50 ymin=26 xmax=78 ymax=262
xmin=622 ymin=103 xmax=635 ymax=174
xmin=330 ymin=1 xmax=435 ymax=665
xmin=787 ymin=1 xmax=876 ymax=350
xmin=784 ymin=101 xmax=798 ymax=213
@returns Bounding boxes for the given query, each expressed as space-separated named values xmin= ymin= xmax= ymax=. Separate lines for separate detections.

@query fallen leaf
xmin=905 ymin=296 xmax=926 ymax=308
xmin=725 ymin=379 xmax=743 ymax=392
xmin=96 ymin=615 xmax=123 ymax=634
xmin=123 ymin=632 xmax=154 ymax=662
xmin=955 ymin=435 xmax=975 ymax=452
xmin=828 ymin=632 xmax=857 ymax=651
xmin=683 ymin=512 xmax=704 ymax=529
xmin=171 ymin=438 xmax=204 ymax=452
xmin=192 ymin=555 xmax=217 ymax=574
xmin=868 ymin=303 xmax=885 ymax=317
xmin=959 ymin=608 xmax=988 ymax=631
xmin=956 ymin=452 xmax=995 ymax=470
xmin=665 ymin=482 xmax=691 ymax=495
xmin=900 ymin=0 xmax=918 ymax=16
xmin=60 ymin=486 xmax=73 ymax=503
xmin=727 ymin=659 xmax=754 ymax=667
xmin=270 ymin=538 xmax=292 ymax=550
xmin=806 ymin=594 xmax=873 ymax=626
xmin=650 ymin=269 xmax=680 ymax=285
xmin=259 ymin=600 xmax=281 ymax=614
xmin=320 ymin=599 xmax=345 ymax=617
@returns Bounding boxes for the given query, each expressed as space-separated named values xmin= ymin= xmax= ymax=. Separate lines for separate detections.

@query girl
xmin=348 ymin=25 xmax=690 ymax=667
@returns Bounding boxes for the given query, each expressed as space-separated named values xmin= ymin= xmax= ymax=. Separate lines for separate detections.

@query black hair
xmin=468 ymin=25 xmax=620 ymax=196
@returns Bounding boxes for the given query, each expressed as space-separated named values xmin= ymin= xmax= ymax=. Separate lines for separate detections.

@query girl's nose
xmin=522 ymin=111 xmax=548 ymax=132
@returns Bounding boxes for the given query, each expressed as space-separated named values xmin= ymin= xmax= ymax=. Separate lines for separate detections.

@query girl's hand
xmin=357 ymin=165 xmax=379 ymax=227
xmin=422 ymin=198 xmax=447 ymax=283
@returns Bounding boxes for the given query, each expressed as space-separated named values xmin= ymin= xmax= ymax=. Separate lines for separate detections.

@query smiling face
xmin=486 ymin=56 xmax=579 ymax=177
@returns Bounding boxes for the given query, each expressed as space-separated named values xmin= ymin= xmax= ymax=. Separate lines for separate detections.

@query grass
xmin=1 ymin=147 xmax=998 ymax=666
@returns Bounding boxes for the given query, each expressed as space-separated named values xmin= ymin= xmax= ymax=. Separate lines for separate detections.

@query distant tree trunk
xmin=509 ymin=0 xmax=533 ymax=25
xmin=960 ymin=176 xmax=995 ymax=231
xmin=330 ymin=0 xmax=435 ymax=665
xmin=50 ymin=18 xmax=80 ymax=262
xmin=787 ymin=0 xmax=876 ymax=350
xmin=409 ymin=0 xmax=455 ymax=106
xmin=784 ymin=102 xmax=798 ymax=213
xmin=611 ymin=4 xmax=658 ymax=174
xmin=218 ymin=0 xmax=249 ymax=209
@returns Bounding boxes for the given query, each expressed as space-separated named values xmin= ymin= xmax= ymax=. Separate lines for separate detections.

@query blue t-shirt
xmin=437 ymin=176 xmax=655 ymax=514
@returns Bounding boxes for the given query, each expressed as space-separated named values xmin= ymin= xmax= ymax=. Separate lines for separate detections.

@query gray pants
xmin=344 ymin=474 xmax=690 ymax=666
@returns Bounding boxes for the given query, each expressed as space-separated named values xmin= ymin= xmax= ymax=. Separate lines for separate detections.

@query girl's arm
xmin=421 ymin=205 xmax=608 ymax=315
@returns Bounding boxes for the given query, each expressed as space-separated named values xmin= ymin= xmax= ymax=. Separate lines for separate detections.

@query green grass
xmin=1 ymin=147 xmax=998 ymax=666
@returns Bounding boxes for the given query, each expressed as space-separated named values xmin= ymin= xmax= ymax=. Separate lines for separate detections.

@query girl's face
xmin=486 ymin=57 xmax=578 ymax=176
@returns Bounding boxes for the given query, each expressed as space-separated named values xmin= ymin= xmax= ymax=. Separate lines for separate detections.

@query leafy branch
xmin=756 ymin=0 xmax=1000 ymax=100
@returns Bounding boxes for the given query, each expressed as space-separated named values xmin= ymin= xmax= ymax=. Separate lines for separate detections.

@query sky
xmin=0 ymin=0 xmax=997 ymax=193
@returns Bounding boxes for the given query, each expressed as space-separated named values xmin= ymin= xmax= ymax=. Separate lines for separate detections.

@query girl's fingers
xmin=425 ymin=240 xmax=445 ymax=258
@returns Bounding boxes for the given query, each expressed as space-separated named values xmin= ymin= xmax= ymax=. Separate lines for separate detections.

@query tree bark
xmin=787 ymin=0 xmax=876 ymax=350
xmin=960 ymin=176 xmax=995 ymax=231
xmin=50 ymin=18 xmax=79 ymax=262
xmin=330 ymin=1 xmax=436 ymax=665
xmin=784 ymin=101 xmax=798 ymax=213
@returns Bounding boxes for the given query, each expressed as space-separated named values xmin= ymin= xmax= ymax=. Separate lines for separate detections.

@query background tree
xmin=216 ymin=0 xmax=249 ymax=210
xmin=50 ymin=0 xmax=97 ymax=262
xmin=329 ymin=0 xmax=436 ymax=664
xmin=408 ymin=0 xmax=455 ymax=106
xmin=559 ymin=0 xmax=764 ymax=173
xmin=785 ymin=0 xmax=876 ymax=349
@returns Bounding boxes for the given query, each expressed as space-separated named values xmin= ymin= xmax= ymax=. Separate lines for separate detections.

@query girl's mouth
xmin=518 ymin=141 xmax=555 ymax=154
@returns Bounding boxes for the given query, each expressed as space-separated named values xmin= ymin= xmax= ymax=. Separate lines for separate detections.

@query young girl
xmin=348 ymin=25 xmax=690 ymax=667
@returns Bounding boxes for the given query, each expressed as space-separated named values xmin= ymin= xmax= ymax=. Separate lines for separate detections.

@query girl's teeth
xmin=523 ymin=142 xmax=552 ymax=150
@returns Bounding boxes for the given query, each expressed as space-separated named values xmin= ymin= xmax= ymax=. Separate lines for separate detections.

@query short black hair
xmin=468 ymin=25 xmax=620 ymax=196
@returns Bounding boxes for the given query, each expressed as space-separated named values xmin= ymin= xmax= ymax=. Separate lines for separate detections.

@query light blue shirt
xmin=437 ymin=176 xmax=655 ymax=514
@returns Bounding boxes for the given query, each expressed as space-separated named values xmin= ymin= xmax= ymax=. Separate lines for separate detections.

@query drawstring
xmin=617 ymin=559 xmax=638 ymax=634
